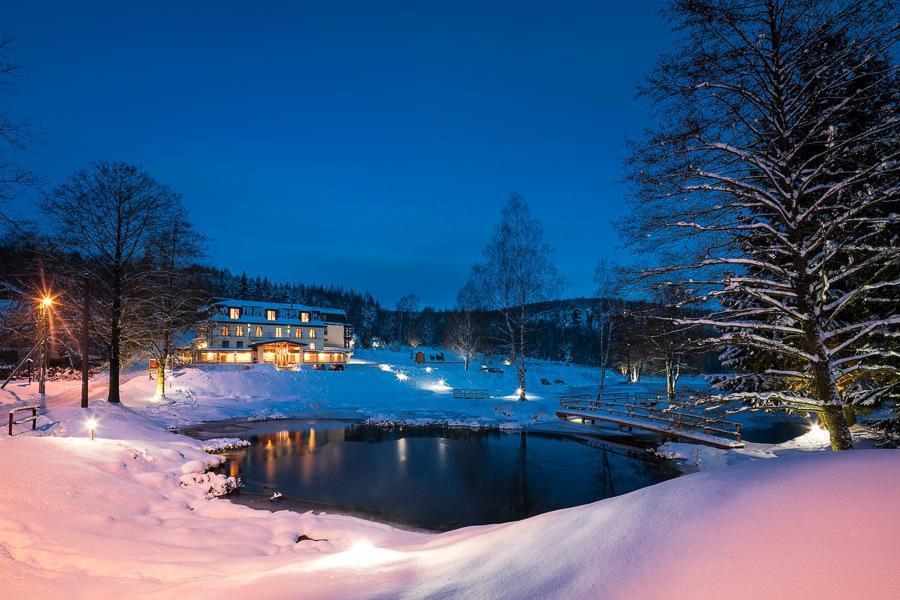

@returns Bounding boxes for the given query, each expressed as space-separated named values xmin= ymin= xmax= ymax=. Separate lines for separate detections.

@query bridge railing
xmin=559 ymin=395 xmax=742 ymax=443
xmin=452 ymin=388 xmax=490 ymax=400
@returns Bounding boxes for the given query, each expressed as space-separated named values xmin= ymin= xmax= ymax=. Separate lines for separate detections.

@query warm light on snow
xmin=378 ymin=363 xmax=393 ymax=372
xmin=84 ymin=417 xmax=98 ymax=440
xmin=808 ymin=422 xmax=831 ymax=444
xmin=316 ymin=540 xmax=406 ymax=569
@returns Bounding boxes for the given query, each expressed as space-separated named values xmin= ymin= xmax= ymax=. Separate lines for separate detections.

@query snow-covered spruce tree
xmin=464 ymin=193 xmax=562 ymax=400
xmin=623 ymin=0 xmax=898 ymax=450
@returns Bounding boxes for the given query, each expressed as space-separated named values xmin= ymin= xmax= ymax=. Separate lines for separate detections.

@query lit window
xmin=255 ymin=325 xmax=263 ymax=337
xmin=295 ymin=328 xmax=302 ymax=338
xmin=309 ymin=342 xmax=316 ymax=350
xmin=275 ymin=327 xmax=283 ymax=338
xmin=220 ymin=326 xmax=229 ymax=336
xmin=236 ymin=325 xmax=244 ymax=337
xmin=229 ymin=307 xmax=240 ymax=319
xmin=266 ymin=309 xmax=277 ymax=321
xmin=309 ymin=329 xmax=317 ymax=339
xmin=301 ymin=312 xmax=310 ymax=323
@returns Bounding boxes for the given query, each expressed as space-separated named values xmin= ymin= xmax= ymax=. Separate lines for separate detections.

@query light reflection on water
xmin=219 ymin=420 xmax=683 ymax=531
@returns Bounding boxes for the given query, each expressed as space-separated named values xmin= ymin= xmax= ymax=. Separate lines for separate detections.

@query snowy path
xmin=2 ymin=371 xmax=143 ymax=412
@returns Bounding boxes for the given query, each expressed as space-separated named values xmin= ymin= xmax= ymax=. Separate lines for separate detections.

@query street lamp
xmin=37 ymin=295 xmax=53 ymax=395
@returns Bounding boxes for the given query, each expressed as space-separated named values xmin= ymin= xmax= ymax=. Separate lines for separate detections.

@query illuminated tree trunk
xmin=155 ymin=358 xmax=166 ymax=398
xmin=517 ymin=308 xmax=527 ymax=401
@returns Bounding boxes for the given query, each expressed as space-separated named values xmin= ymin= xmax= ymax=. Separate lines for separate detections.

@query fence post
xmin=31 ymin=407 xmax=37 ymax=430
xmin=7 ymin=412 xmax=11 ymax=436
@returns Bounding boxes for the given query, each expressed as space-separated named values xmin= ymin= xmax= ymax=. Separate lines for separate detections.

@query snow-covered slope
xmin=1 ymin=403 xmax=897 ymax=599
xmin=112 ymin=348 xmax=709 ymax=430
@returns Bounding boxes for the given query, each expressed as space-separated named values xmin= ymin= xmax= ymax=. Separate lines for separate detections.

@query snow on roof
xmin=211 ymin=298 xmax=346 ymax=315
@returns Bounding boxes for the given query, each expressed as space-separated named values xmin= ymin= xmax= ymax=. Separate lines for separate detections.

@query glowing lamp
xmin=809 ymin=422 xmax=831 ymax=443
xmin=85 ymin=417 xmax=98 ymax=440
xmin=41 ymin=296 xmax=53 ymax=308
xmin=425 ymin=366 xmax=433 ymax=373
xmin=515 ymin=387 xmax=524 ymax=397
xmin=396 ymin=372 xmax=409 ymax=381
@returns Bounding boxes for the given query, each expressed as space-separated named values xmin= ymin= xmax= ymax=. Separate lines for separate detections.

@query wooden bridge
xmin=556 ymin=394 xmax=744 ymax=449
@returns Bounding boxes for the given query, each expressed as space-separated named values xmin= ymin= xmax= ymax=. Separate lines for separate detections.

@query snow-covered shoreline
xmin=2 ymin=350 xmax=897 ymax=598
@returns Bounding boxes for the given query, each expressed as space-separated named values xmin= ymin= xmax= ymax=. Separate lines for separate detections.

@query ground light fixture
xmin=85 ymin=417 xmax=98 ymax=440
xmin=396 ymin=372 xmax=409 ymax=381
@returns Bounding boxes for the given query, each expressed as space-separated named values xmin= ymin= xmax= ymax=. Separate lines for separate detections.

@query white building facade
xmin=195 ymin=299 xmax=352 ymax=368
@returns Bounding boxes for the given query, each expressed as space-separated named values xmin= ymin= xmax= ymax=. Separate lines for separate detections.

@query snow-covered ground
xmin=1 ymin=348 xmax=713 ymax=430
xmin=2 ymin=349 xmax=897 ymax=598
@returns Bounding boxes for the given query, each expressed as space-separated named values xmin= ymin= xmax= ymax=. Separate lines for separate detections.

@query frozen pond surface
xmin=195 ymin=420 xmax=683 ymax=531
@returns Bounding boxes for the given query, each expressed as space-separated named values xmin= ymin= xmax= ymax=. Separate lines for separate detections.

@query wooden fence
xmin=8 ymin=406 xmax=39 ymax=436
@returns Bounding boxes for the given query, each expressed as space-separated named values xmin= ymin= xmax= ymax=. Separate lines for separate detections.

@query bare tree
xmin=394 ymin=293 xmax=419 ymax=345
xmin=446 ymin=288 xmax=481 ymax=371
xmin=465 ymin=193 xmax=562 ymax=400
xmin=145 ymin=211 xmax=205 ymax=398
xmin=593 ymin=259 xmax=624 ymax=397
xmin=623 ymin=0 xmax=899 ymax=449
xmin=44 ymin=162 xmax=180 ymax=403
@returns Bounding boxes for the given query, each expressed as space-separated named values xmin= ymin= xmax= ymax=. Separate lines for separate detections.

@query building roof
xmin=211 ymin=298 xmax=346 ymax=316
xmin=209 ymin=314 xmax=329 ymax=327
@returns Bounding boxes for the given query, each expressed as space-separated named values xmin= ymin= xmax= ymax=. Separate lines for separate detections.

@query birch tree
xmin=146 ymin=210 xmax=205 ymax=398
xmin=593 ymin=259 xmax=624 ymax=397
xmin=465 ymin=194 xmax=562 ymax=400
xmin=623 ymin=0 xmax=898 ymax=449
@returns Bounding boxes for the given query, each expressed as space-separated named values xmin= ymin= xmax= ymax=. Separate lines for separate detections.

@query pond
xmin=205 ymin=420 xmax=684 ymax=531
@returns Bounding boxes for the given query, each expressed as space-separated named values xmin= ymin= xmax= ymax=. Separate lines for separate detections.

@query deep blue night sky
xmin=1 ymin=1 xmax=672 ymax=307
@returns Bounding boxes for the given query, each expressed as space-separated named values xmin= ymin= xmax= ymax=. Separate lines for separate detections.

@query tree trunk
xmin=820 ymin=404 xmax=852 ymax=450
xmin=665 ymin=357 xmax=680 ymax=402
xmin=108 ymin=294 xmax=121 ymax=403
xmin=156 ymin=358 xmax=166 ymax=398
xmin=517 ymin=308 xmax=527 ymax=401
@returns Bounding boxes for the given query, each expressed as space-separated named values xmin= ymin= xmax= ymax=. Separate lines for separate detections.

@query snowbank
xmin=1 ymin=405 xmax=897 ymax=598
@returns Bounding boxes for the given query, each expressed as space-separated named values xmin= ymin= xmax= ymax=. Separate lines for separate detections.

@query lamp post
xmin=37 ymin=296 xmax=52 ymax=395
